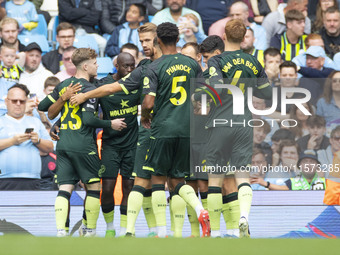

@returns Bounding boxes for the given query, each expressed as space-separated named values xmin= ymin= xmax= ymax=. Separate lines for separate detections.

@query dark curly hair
xmin=156 ymin=22 xmax=179 ymax=46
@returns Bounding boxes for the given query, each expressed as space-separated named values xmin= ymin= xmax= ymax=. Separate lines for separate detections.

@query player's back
xmin=206 ymin=50 xmax=270 ymax=127
xmin=56 ymin=77 xmax=98 ymax=153
xmin=143 ymin=53 xmax=201 ymax=138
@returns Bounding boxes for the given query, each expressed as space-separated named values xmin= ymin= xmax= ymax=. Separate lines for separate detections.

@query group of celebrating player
xmin=38 ymin=19 xmax=272 ymax=238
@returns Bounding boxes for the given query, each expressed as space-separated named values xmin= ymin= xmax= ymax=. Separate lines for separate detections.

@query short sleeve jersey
xmin=206 ymin=50 xmax=271 ymax=127
xmin=97 ymin=74 xmax=142 ymax=149
xmin=48 ymin=77 xmax=98 ymax=153
xmin=143 ymin=53 xmax=202 ymax=138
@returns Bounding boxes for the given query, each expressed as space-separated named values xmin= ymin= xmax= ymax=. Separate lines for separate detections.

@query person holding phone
xmin=0 ymin=83 xmax=53 ymax=190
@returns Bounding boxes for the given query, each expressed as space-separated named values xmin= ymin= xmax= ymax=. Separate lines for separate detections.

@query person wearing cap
xmin=261 ymin=150 xmax=326 ymax=190
xmin=292 ymin=33 xmax=338 ymax=70
xmin=19 ymin=42 xmax=53 ymax=102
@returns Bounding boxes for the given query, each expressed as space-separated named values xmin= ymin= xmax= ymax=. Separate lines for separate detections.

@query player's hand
xmin=307 ymin=135 xmax=318 ymax=150
xmin=141 ymin=116 xmax=151 ymax=129
xmin=50 ymin=125 xmax=60 ymax=141
xmin=70 ymin=93 xmax=86 ymax=106
xmin=111 ymin=118 xmax=127 ymax=131
xmin=29 ymin=132 xmax=39 ymax=144
xmin=13 ymin=133 xmax=30 ymax=145
xmin=62 ymin=82 xmax=82 ymax=102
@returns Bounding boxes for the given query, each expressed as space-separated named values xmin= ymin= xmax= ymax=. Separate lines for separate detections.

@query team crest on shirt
xmin=209 ymin=67 xmax=218 ymax=77
xmin=89 ymin=98 xmax=96 ymax=104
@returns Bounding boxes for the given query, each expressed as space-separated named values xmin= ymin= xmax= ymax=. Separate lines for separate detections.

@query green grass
xmin=0 ymin=235 xmax=339 ymax=255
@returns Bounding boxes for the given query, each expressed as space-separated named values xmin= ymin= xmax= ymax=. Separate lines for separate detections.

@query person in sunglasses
xmin=0 ymin=83 xmax=53 ymax=190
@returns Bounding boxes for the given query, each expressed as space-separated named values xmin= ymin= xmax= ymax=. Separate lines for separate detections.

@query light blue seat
xmin=18 ymin=34 xmax=50 ymax=53
xmin=97 ymin=57 xmax=113 ymax=79
xmin=73 ymin=35 xmax=99 ymax=54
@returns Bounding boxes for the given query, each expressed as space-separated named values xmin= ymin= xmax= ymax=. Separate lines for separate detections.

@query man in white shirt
xmin=19 ymin=43 xmax=53 ymax=101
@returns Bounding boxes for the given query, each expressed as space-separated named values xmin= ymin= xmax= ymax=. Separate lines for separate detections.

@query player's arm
xmin=48 ymin=82 xmax=82 ymax=119
xmin=70 ymin=67 xmax=143 ymax=106
xmin=140 ymin=67 xmax=157 ymax=129
xmin=141 ymin=95 xmax=155 ymax=129
xmin=253 ymin=67 xmax=272 ymax=100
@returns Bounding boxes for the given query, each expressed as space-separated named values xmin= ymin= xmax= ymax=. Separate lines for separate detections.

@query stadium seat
xmin=73 ymin=35 xmax=99 ymax=54
xmin=51 ymin=15 xmax=59 ymax=42
xmin=31 ymin=14 xmax=48 ymax=38
xmin=18 ymin=34 xmax=50 ymax=53
xmin=97 ymin=57 xmax=114 ymax=79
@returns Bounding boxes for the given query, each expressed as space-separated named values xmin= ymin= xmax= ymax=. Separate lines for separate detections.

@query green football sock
xmin=238 ymin=183 xmax=253 ymax=221
xmin=171 ymin=194 xmax=186 ymax=238
xmin=85 ymin=190 xmax=100 ymax=229
xmin=101 ymin=203 xmax=115 ymax=230
xmin=142 ymin=189 xmax=157 ymax=230
xmin=187 ymin=204 xmax=200 ymax=237
xmin=176 ymin=184 xmax=203 ymax=217
xmin=222 ymin=193 xmax=240 ymax=230
xmin=55 ymin=191 xmax=71 ymax=230
xmin=200 ymin=192 xmax=208 ymax=210
xmin=207 ymin=186 xmax=222 ymax=231
xmin=126 ymin=185 xmax=145 ymax=234
xmin=152 ymin=185 xmax=167 ymax=227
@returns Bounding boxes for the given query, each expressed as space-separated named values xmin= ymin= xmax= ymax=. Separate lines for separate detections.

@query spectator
xmin=320 ymin=6 xmax=340 ymax=58
xmin=0 ymin=45 xmax=25 ymax=83
xmin=0 ymin=17 xmax=26 ymax=52
xmin=316 ymin=71 xmax=340 ymax=125
xmin=266 ymin=139 xmax=300 ymax=187
xmin=267 ymin=150 xmax=326 ymax=190
xmin=104 ymin=3 xmax=145 ymax=58
xmin=19 ymin=43 xmax=53 ymax=101
xmin=100 ymin=0 xmax=163 ymax=35
xmin=263 ymin=47 xmax=282 ymax=84
xmin=55 ymin=46 xmax=77 ymax=82
xmin=120 ymin=43 xmax=140 ymax=65
xmin=292 ymin=33 xmax=338 ymax=70
xmin=199 ymin=35 xmax=224 ymax=66
xmin=0 ymin=0 xmax=6 ymax=20
xmin=42 ymin=76 xmax=60 ymax=125
xmin=177 ymin=13 xmax=207 ymax=48
xmin=250 ymin=148 xmax=269 ymax=190
xmin=0 ymin=78 xmax=14 ymax=116
xmin=181 ymin=42 xmax=203 ymax=70
xmin=312 ymin=0 xmax=338 ymax=32
xmin=185 ymin=0 xmax=233 ymax=35
xmin=6 ymin=0 xmax=38 ymax=35
xmin=270 ymin=9 xmax=307 ymax=61
xmin=270 ymin=129 xmax=296 ymax=166
xmin=0 ymin=83 xmax=53 ymax=190
xmin=297 ymin=115 xmax=330 ymax=151
xmin=253 ymin=119 xmax=272 ymax=164
xmin=298 ymin=46 xmax=335 ymax=78
xmin=42 ymin=22 xmax=75 ymax=74
xmin=318 ymin=125 xmax=340 ymax=175
xmin=209 ymin=1 xmax=268 ymax=50
xmin=288 ymin=102 xmax=315 ymax=139
xmin=244 ymin=0 xmax=280 ymax=24
xmin=58 ymin=0 xmax=107 ymax=55
xmin=262 ymin=0 xmax=310 ymax=46
xmin=240 ymin=27 xmax=264 ymax=66
xmin=152 ymin=0 xmax=204 ymax=34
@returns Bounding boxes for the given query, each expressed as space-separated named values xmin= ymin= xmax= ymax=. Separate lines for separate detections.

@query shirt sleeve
xmin=37 ymin=85 xmax=60 ymax=111
xmin=142 ymin=66 xmax=158 ymax=97
xmin=252 ymin=66 xmax=272 ymax=100
xmin=118 ymin=67 xmax=143 ymax=94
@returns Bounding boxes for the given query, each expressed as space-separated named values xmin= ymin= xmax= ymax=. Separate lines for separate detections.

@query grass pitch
xmin=0 ymin=236 xmax=339 ymax=255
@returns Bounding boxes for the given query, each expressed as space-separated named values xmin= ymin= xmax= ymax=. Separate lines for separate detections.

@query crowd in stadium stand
xmin=0 ymin=0 xmax=340 ymax=191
